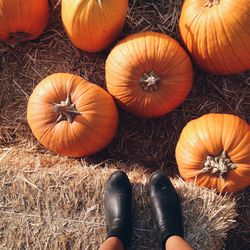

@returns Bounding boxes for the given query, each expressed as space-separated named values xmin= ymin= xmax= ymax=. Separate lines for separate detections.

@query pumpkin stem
xmin=53 ymin=95 xmax=82 ymax=123
xmin=8 ymin=32 xmax=30 ymax=45
xmin=97 ymin=0 xmax=103 ymax=8
xmin=204 ymin=0 xmax=220 ymax=7
xmin=140 ymin=71 xmax=161 ymax=93
xmin=200 ymin=151 xmax=236 ymax=180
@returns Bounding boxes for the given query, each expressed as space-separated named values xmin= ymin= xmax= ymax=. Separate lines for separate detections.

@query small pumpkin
xmin=179 ymin=0 xmax=250 ymax=74
xmin=176 ymin=113 xmax=250 ymax=193
xmin=27 ymin=73 xmax=118 ymax=157
xmin=0 ymin=0 xmax=49 ymax=43
xmin=61 ymin=0 xmax=128 ymax=52
xmin=105 ymin=31 xmax=193 ymax=118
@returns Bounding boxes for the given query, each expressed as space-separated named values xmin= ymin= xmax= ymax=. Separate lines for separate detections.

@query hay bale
xmin=0 ymin=150 xmax=237 ymax=250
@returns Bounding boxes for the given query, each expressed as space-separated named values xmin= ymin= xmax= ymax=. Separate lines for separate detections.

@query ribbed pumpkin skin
xmin=0 ymin=0 xmax=49 ymax=42
xmin=27 ymin=73 xmax=118 ymax=157
xmin=179 ymin=0 xmax=250 ymax=74
xmin=105 ymin=32 xmax=193 ymax=118
xmin=61 ymin=0 xmax=128 ymax=52
xmin=176 ymin=114 xmax=250 ymax=193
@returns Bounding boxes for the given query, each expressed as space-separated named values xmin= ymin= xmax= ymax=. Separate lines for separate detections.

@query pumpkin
xmin=27 ymin=73 xmax=118 ymax=157
xmin=176 ymin=113 xmax=250 ymax=193
xmin=179 ymin=0 xmax=250 ymax=74
xmin=0 ymin=0 xmax=49 ymax=43
xmin=105 ymin=31 xmax=193 ymax=118
xmin=61 ymin=0 xmax=128 ymax=52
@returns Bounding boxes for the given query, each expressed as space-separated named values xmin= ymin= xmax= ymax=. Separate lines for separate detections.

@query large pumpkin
xmin=61 ymin=0 xmax=128 ymax=52
xmin=105 ymin=31 xmax=193 ymax=118
xmin=27 ymin=73 xmax=118 ymax=157
xmin=0 ymin=0 xmax=49 ymax=43
xmin=179 ymin=0 xmax=250 ymax=74
xmin=176 ymin=114 xmax=250 ymax=193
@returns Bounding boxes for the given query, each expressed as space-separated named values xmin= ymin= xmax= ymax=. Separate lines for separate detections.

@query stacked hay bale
xmin=0 ymin=150 xmax=237 ymax=250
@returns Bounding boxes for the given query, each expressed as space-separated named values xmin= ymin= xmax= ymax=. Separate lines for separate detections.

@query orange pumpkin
xmin=179 ymin=0 xmax=250 ymax=74
xmin=27 ymin=73 xmax=118 ymax=157
xmin=105 ymin=31 xmax=193 ymax=118
xmin=176 ymin=114 xmax=250 ymax=193
xmin=0 ymin=0 xmax=49 ymax=43
xmin=61 ymin=0 xmax=128 ymax=52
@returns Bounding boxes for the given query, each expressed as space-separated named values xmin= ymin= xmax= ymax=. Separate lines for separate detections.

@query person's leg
xmin=99 ymin=171 xmax=132 ymax=250
xmin=149 ymin=171 xmax=193 ymax=250
xmin=99 ymin=236 xmax=124 ymax=250
xmin=165 ymin=235 xmax=193 ymax=250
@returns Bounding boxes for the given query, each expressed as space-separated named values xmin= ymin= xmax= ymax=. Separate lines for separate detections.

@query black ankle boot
xmin=149 ymin=171 xmax=184 ymax=249
xmin=104 ymin=171 xmax=132 ymax=249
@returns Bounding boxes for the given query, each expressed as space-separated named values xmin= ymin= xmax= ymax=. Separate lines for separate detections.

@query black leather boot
xmin=149 ymin=171 xmax=184 ymax=249
xmin=104 ymin=171 xmax=132 ymax=249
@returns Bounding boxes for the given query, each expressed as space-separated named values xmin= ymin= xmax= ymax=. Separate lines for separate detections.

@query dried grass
xmin=0 ymin=0 xmax=249 ymax=249
xmin=0 ymin=149 xmax=237 ymax=250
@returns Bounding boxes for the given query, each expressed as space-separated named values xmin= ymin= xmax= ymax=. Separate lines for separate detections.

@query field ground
xmin=0 ymin=0 xmax=249 ymax=249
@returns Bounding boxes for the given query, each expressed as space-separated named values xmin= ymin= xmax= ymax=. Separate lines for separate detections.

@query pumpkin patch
xmin=105 ymin=31 xmax=193 ymax=118
xmin=27 ymin=73 xmax=118 ymax=157
xmin=176 ymin=113 xmax=250 ymax=193
xmin=0 ymin=0 xmax=49 ymax=43
xmin=1 ymin=0 xmax=250 ymax=248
